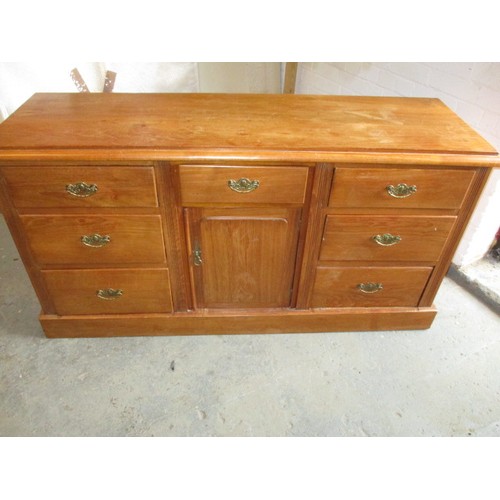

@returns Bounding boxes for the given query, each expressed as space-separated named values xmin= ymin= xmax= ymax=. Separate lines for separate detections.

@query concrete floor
xmin=1 ymin=215 xmax=499 ymax=436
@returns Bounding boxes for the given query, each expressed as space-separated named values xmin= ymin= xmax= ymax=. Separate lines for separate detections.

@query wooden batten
xmin=283 ymin=62 xmax=298 ymax=94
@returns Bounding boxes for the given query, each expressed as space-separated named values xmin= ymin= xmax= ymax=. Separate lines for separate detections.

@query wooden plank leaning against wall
xmin=283 ymin=62 xmax=298 ymax=94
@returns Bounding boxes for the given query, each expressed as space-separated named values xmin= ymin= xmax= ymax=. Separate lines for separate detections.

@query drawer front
xmin=21 ymin=215 xmax=166 ymax=265
xmin=329 ymin=167 xmax=475 ymax=209
xmin=311 ymin=266 xmax=432 ymax=308
xmin=1 ymin=166 xmax=158 ymax=207
xmin=179 ymin=165 xmax=309 ymax=205
xmin=320 ymin=215 xmax=456 ymax=262
xmin=42 ymin=268 xmax=173 ymax=315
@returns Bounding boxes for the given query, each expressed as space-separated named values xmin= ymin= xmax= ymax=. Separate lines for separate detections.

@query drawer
xmin=179 ymin=165 xmax=309 ymax=205
xmin=311 ymin=266 xmax=432 ymax=308
xmin=42 ymin=268 xmax=173 ymax=315
xmin=1 ymin=166 xmax=158 ymax=207
xmin=21 ymin=215 xmax=166 ymax=265
xmin=320 ymin=215 xmax=456 ymax=262
xmin=329 ymin=167 xmax=475 ymax=209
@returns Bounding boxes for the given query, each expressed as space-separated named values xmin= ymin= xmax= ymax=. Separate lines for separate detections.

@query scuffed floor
xmin=1 ymin=215 xmax=499 ymax=436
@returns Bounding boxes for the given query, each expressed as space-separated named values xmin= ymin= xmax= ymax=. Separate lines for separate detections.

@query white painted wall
xmin=198 ymin=63 xmax=280 ymax=93
xmin=295 ymin=63 xmax=500 ymax=266
xmin=0 ymin=62 xmax=199 ymax=121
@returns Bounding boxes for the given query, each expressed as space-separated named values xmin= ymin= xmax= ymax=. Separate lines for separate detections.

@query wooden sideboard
xmin=0 ymin=93 xmax=498 ymax=338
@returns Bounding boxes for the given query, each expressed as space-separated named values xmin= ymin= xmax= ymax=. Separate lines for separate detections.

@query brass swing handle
xmin=357 ymin=282 xmax=383 ymax=294
xmin=66 ymin=182 xmax=98 ymax=197
xmin=227 ymin=178 xmax=260 ymax=193
xmin=372 ymin=233 xmax=401 ymax=246
xmin=386 ymin=183 xmax=417 ymax=198
xmin=81 ymin=234 xmax=111 ymax=248
xmin=96 ymin=288 xmax=123 ymax=300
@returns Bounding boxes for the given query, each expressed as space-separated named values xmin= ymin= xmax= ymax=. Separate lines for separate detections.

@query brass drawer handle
xmin=81 ymin=234 xmax=111 ymax=248
xmin=386 ymin=183 xmax=417 ymax=198
xmin=96 ymin=288 xmax=123 ymax=300
xmin=66 ymin=182 xmax=98 ymax=197
xmin=372 ymin=233 xmax=401 ymax=246
xmin=227 ymin=178 xmax=260 ymax=193
xmin=357 ymin=282 xmax=383 ymax=294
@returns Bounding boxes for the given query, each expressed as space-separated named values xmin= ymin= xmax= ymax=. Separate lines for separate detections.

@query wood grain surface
xmin=185 ymin=207 xmax=301 ymax=308
xmin=42 ymin=268 xmax=173 ymax=315
xmin=320 ymin=215 xmax=456 ymax=262
xmin=0 ymin=93 xmax=497 ymax=158
xmin=329 ymin=166 xmax=476 ymax=209
xmin=311 ymin=266 xmax=433 ymax=308
xmin=20 ymin=214 xmax=166 ymax=265
xmin=40 ymin=306 xmax=437 ymax=337
xmin=1 ymin=165 xmax=158 ymax=208
xmin=179 ymin=164 xmax=309 ymax=205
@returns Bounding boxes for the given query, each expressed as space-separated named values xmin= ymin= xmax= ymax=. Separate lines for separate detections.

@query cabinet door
xmin=185 ymin=208 xmax=301 ymax=309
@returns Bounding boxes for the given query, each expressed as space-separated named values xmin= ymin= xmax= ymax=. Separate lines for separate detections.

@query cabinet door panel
xmin=186 ymin=208 xmax=301 ymax=309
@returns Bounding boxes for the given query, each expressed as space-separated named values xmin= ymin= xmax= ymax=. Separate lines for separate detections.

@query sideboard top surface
xmin=0 ymin=93 xmax=498 ymax=164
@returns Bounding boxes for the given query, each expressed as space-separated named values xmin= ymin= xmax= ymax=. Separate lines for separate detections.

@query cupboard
xmin=0 ymin=93 xmax=497 ymax=337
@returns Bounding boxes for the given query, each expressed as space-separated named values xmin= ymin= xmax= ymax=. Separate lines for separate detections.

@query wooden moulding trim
xmin=40 ymin=306 xmax=437 ymax=338
xmin=0 ymin=149 xmax=499 ymax=167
